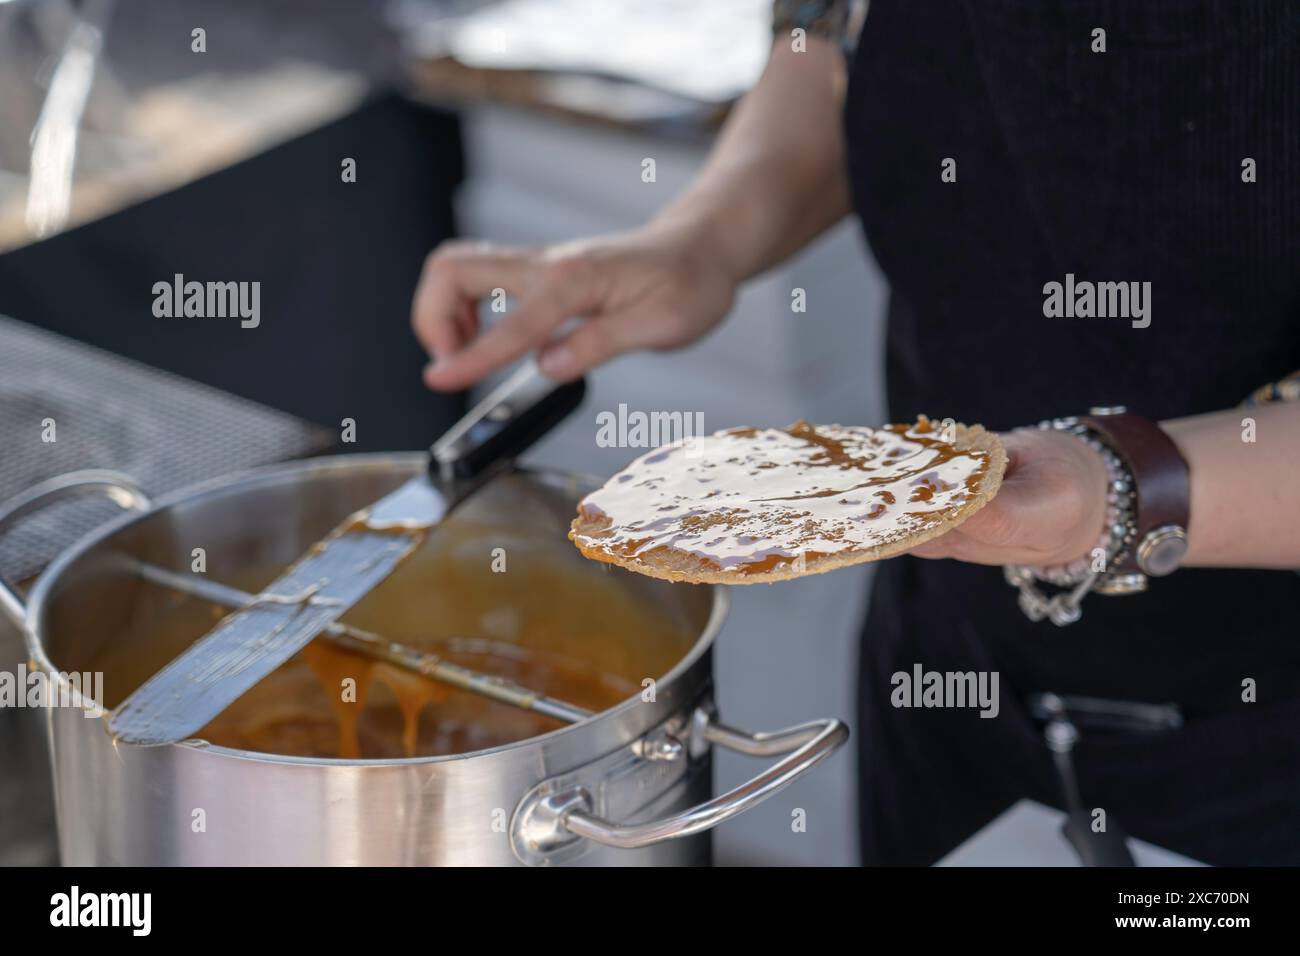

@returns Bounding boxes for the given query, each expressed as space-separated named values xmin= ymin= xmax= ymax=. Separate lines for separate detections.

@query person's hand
xmin=411 ymin=223 xmax=739 ymax=390
xmin=910 ymin=428 xmax=1110 ymax=567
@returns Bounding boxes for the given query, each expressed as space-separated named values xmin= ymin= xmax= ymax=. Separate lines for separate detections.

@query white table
xmin=937 ymin=799 xmax=1205 ymax=867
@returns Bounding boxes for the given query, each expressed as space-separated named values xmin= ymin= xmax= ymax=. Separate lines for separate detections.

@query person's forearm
xmin=1161 ymin=403 xmax=1300 ymax=568
xmin=651 ymin=38 xmax=853 ymax=281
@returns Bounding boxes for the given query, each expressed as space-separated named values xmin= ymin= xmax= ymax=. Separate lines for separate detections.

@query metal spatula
xmin=108 ymin=363 xmax=585 ymax=746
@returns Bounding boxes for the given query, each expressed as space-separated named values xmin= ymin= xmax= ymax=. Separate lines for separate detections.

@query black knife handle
xmin=430 ymin=366 xmax=586 ymax=482
xmin=1061 ymin=810 xmax=1137 ymax=867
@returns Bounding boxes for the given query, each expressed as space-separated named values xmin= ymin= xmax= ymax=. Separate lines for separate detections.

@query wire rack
xmin=0 ymin=314 xmax=334 ymax=582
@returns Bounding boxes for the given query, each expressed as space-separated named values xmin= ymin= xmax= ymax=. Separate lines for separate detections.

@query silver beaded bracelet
xmin=1003 ymin=418 xmax=1139 ymax=626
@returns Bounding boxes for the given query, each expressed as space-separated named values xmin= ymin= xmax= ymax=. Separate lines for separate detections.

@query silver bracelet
xmin=1003 ymin=418 xmax=1139 ymax=626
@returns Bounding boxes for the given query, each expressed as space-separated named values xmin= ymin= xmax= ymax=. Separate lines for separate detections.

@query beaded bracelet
xmin=1003 ymin=418 xmax=1139 ymax=626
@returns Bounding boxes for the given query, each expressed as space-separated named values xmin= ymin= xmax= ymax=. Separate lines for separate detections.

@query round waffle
xmin=569 ymin=416 xmax=1006 ymax=584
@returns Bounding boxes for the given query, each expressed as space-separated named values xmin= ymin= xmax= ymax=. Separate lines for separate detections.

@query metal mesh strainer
xmin=0 ymin=314 xmax=333 ymax=582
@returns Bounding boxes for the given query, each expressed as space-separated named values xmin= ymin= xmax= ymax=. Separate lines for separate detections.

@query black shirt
xmin=842 ymin=0 xmax=1300 ymax=864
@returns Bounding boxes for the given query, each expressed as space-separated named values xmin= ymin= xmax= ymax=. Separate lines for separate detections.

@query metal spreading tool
xmin=134 ymin=562 xmax=592 ymax=724
xmin=109 ymin=364 xmax=586 ymax=746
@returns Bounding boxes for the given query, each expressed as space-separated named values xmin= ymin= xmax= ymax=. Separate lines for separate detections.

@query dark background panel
xmin=0 ymin=93 xmax=465 ymax=452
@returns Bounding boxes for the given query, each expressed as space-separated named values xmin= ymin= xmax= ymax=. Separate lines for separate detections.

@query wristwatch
xmin=1004 ymin=406 xmax=1191 ymax=625
xmin=1078 ymin=407 xmax=1191 ymax=591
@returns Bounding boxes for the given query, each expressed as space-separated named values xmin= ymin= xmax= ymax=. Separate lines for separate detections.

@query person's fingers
xmin=908 ymin=429 xmax=1113 ymax=566
xmin=908 ymin=527 xmax=1020 ymax=565
xmin=410 ymin=243 xmax=533 ymax=364
xmin=421 ymin=300 xmax=480 ymax=389
xmin=454 ymin=298 xmax=479 ymax=345
xmin=536 ymin=302 xmax=680 ymax=380
xmin=911 ymin=469 xmax=1095 ymax=566
xmin=424 ymin=258 xmax=598 ymax=390
xmin=907 ymin=510 xmax=1016 ymax=564
xmin=907 ymin=536 xmax=956 ymax=560
xmin=945 ymin=495 xmax=1026 ymax=550
xmin=906 ymin=447 xmax=1034 ymax=564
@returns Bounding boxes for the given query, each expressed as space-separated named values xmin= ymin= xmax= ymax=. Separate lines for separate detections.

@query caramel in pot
xmin=87 ymin=518 xmax=694 ymax=759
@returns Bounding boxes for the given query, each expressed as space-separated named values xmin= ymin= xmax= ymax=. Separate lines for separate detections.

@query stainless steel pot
xmin=0 ymin=457 xmax=848 ymax=866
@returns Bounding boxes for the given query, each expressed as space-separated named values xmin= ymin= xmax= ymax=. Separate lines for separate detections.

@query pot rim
xmin=22 ymin=452 xmax=730 ymax=768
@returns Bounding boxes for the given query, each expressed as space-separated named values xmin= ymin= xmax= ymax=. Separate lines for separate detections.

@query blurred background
xmin=0 ymin=0 xmax=887 ymax=865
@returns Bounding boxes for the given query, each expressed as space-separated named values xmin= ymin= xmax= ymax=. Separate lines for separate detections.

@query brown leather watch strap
xmin=1078 ymin=412 xmax=1190 ymax=576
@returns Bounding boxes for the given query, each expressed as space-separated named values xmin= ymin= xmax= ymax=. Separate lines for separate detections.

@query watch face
xmin=1138 ymin=526 xmax=1188 ymax=576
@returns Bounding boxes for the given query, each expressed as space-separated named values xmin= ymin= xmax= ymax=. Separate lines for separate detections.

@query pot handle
xmin=513 ymin=712 xmax=848 ymax=858
xmin=0 ymin=470 xmax=151 ymax=627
